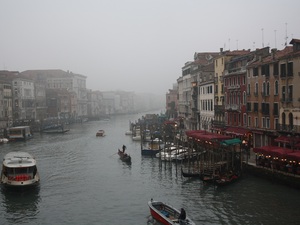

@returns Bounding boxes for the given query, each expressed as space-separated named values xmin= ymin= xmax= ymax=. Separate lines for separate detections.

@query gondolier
xmin=178 ymin=208 xmax=186 ymax=221
xmin=122 ymin=145 xmax=126 ymax=153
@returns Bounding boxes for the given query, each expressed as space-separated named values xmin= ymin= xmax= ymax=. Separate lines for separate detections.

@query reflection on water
xmin=1 ymin=186 xmax=40 ymax=224
xmin=1 ymin=113 xmax=300 ymax=224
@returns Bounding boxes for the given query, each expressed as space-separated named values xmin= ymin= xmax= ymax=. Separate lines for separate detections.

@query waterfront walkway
xmin=244 ymin=148 xmax=300 ymax=189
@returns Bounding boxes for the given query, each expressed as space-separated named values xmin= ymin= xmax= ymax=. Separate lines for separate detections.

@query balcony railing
xmin=225 ymin=104 xmax=240 ymax=111
xmin=276 ymin=124 xmax=300 ymax=133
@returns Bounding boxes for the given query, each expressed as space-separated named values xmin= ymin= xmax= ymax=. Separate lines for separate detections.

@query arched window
xmin=267 ymin=82 xmax=270 ymax=96
xmin=289 ymin=113 xmax=293 ymax=130
xmin=255 ymin=82 xmax=258 ymax=95
xmin=282 ymin=112 xmax=286 ymax=129
xmin=262 ymin=82 xmax=266 ymax=95
xmin=275 ymin=80 xmax=279 ymax=95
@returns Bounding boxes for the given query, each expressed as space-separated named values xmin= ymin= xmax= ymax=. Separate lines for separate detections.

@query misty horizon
xmin=1 ymin=0 xmax=299 ymax=95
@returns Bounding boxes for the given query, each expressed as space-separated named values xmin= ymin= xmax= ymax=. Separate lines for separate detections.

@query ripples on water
xmin=1 ymin=114 xmax=300 ymax=225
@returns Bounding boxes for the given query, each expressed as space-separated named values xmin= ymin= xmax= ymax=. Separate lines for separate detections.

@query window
xmin=261 ymin=117 xmax=266 ymax=128
xmin=273 ymin=62 xmax=279 ymax=75
xmin=255 ymin=117 xmax=258 ymax=127
xmin=273 ymin=103 xmax=279 ymax=116
xmin=248 ymin=116 xmax=251 ymax=127
xmin=262 ymin=82 xmax=266 ymax=96
xmin=287 ymin=62 xmax=293 ymax=76
xmin=247 ymin=102 xmax=251 ymax=111
xmin=253 ymin=67 xmax=258 ymax=76
xmin=274 ymin=81 xmax=279 ymax=95
xmin=267 ymin=82 xmax=270 ymax=96
xmin=261 ymin=103 xmax=270 ymax=115
xmin=255 ymin=83 xmax=258 ymax=96
xmin=288 ymin=85 xmax=293 ymax=102
xmin=275 ymin=118 xmax=279 ymax=129
xmin=280 ymin=64 xmax=286 ymax=77
xmin=282 ymin=86 xmax=286 ymax=101
xmin=247 ymin=84 xmax=250 ymax=95
xmin=254 ymin=103 xmax=258 ymax=112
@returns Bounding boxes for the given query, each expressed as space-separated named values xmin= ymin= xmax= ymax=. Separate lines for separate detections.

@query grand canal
xmin=1 ymin=112 xmax=300 ymax=225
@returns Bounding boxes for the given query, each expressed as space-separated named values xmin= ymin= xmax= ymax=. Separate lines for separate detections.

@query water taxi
xmin=1 ymin=152 xmax=40 ymax=187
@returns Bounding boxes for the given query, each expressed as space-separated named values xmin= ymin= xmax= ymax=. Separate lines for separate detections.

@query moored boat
xmin=148 ymin=199 xmax=195 ymax=225
xmin=0 ymin=138 xmax=9 ymax=144
xmin=181 ymin=168 xmax=201 ymax=178
xmin=142 ymin=141 xmax=164 ymax=156
xmin=1 ymin=152 xmax=40 ymax=188
xmin=214 ymin=173 xmax=240 ymax=187
xmin=118 ymin=149 xmax=131 ymax=164
xmin=96 ymin=130 xmax=105 ymax=137
xmin=43 ymin=124 xmax=70 ymax=134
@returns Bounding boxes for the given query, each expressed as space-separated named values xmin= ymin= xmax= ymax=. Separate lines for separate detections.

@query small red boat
xmin=148 ymin=199 xmax=195 ymax=225
xmin=96 ymin=130 xmax=105 ymax=137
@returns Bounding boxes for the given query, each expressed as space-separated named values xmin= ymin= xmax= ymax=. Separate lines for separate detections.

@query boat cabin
xmin=7 ymin=126 xmax=32 ymax=141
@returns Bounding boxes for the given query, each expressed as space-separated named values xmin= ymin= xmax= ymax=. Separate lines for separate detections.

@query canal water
xmin=1 ymin=113 xmax=300 ymax=225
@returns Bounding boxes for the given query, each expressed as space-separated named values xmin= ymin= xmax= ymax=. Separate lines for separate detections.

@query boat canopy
xmin=3 ymin=152 xmax=36 ymax=168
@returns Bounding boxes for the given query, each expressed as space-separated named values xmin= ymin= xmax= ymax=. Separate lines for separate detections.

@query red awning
xmin=190 ymin=131 xmax=232 ymax=142
xmin=286 ymin=151 xmax=300 ymax=161
xmin=225 ymin=127 xmax=250 ymax=136
xmin=253 ymin=146 xmax=293 ymax=158
xmin=185 ymin=130 xmax=207 ymax=137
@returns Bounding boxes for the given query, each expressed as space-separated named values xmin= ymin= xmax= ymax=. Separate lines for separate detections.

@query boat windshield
xmin=3 ymin=166 xmax=37 ymax=177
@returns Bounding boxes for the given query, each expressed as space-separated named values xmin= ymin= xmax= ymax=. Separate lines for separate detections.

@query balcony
xmin=225 ymin=104 xmax=240 ymax=111
xmin=276 ymin=124 xmax=300 ymax=133
xmin=227 ymin=84 xmax=241 ymax=90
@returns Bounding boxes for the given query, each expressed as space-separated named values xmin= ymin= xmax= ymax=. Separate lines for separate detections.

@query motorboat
xmin=1 ymin=151 xmax=40 ymax=187
xmin=96 ymin=130 xmax=105 ymax=137
xmin=148 ymin=199 xmax=195 ymax=225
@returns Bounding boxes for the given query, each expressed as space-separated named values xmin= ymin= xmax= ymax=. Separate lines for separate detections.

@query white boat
xmin=132 ymin=128 xmax=141 ymax=141
xmin=0 ymin=138 xmax=9 ymax=144
xmin=125 ymin=130 xmax=133 ymax=135
xmin=1 ymin=152 xmax=40 ymax=187
xmin=156 ymin=148 xmax=193 ymax=162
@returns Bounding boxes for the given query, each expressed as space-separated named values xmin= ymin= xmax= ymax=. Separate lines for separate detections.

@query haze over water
xmin=0 ymin=112 xmax=300 ymax=225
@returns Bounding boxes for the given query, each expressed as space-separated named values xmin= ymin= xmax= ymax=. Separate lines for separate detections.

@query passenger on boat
xmin=178 ymin=208 xmax=186 ymax=221
xmin=122 ymin=145 xmax=126 ymax=153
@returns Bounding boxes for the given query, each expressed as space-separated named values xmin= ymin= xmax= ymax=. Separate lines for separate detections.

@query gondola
xmin=181 ymin=167 xmax=200 ymax=178
xmin=118 ymin=149 xmax=131 ymax=164
xmin=214 ymin=173 xmax=240 ymax=187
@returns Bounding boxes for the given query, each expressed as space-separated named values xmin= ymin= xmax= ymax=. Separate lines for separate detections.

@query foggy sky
xmin=1 ymin=0 xmax=299 ymax=95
